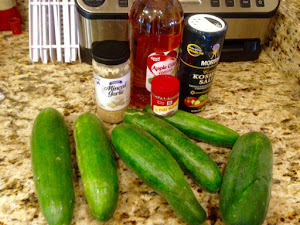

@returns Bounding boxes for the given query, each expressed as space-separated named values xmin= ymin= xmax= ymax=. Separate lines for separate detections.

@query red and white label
xmin=151 ymin=95 xmax=179 ymax=116
xmin=146 ymin=49 xmax=179 ymax=91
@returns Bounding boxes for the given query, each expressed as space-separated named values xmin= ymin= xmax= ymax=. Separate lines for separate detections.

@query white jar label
xmin=146 ymin=48 xmax=179 ymax=92
xmin=94 ymin=71 xmax=131 ymax=111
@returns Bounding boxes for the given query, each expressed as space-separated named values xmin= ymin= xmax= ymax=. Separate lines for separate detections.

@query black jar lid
xmin=92 ymin=40 xmax=130 ymax=65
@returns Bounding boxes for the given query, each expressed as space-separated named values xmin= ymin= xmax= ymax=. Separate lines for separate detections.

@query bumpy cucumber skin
xmin=74 ymin=113 xmax=119 ymax=222
xmin=220 ymin=132 xmax=273 ymax=225
xmin=144 ymin=105 xmax=239 ymax=148
xmin=31 ymin=108 xmax=75 ymax=225
xmin=124 ymin=109 xmax=222 ymax=193
xmin=111 ymin=123 xmax=206 ymax=225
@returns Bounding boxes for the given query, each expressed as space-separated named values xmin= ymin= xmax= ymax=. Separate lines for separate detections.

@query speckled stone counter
xmin=1 ymin=30 xmax=300 ymax=225
xmin=1 ymin=1 xmax=300 ymax=225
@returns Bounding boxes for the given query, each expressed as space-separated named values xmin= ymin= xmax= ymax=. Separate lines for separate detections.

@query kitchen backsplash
xmin=17 ymin=0 xmax=28 ymax=23
xmin=265 ymin=0 xmax=300 ymax=81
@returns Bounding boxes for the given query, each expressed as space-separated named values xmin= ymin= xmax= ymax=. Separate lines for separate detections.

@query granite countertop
xmin=0 ymin=1 xmax=300 ymax=225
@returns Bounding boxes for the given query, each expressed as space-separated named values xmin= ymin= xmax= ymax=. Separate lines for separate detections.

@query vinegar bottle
xmin=129 ymin=0 xmax=183 ymax=108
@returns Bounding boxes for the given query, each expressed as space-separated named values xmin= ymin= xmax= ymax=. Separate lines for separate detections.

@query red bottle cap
xmin=151 ymin=75 xmax=180 ymax=98
xmin=10 ymin=17 xmax=22 ymax=35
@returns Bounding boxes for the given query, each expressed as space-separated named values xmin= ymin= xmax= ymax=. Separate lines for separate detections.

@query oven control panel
xmin=209 ymin=0 xmax=265 ymax=8
xmin=76 ymin=0 xmax=280 ymax=18
xmin=180 ymin=0 xmax=280 ymax=16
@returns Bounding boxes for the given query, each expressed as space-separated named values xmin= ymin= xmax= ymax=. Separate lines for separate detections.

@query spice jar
xmin=92 ymin=40 xmax=131 ymax=123
xmin=176 ymin=14 xmax=227 ymax=113
xmin=151 ymin=75 xmax=180 ymax=117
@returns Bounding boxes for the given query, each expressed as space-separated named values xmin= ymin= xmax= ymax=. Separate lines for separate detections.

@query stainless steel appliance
xmin=76 ymin=0 xmax=280 ymax=64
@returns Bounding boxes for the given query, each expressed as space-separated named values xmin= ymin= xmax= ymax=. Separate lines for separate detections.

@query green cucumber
xmin=74 ymin=113 xmax=119 ymax=222
xmin=111 ymin=123 xmax=206 ymax=225
xmin=124 ymin=109 xmax=221 ymax=193
xmin=220 ymin=132 xmax=273 ymax=225
xmin=31 ymin=108 xmax=75 ymax=225
xmin=144 ymin=105 xmax=239 ymax=148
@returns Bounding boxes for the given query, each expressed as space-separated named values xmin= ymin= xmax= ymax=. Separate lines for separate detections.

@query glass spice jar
xmin=151 ymin=75 xmax=180 ymax=117
xmin=92 ymin=40 xmax=131 ymax=123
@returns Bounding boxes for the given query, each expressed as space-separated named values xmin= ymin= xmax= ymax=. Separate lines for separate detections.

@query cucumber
xmin=220 ymin=132 xmax=273 ymax=225
xmin=124 ymin=109 xmax=221 ymax=193
xmin=111 ymin=123 xmax=206 ymax=225
xmin=30 ymin=108 xmax=75 ymax=225
xmin=74 ymin=113 xmax=119 ymax=222
xmin=144 ymin=105 xmax=239 ymax=148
